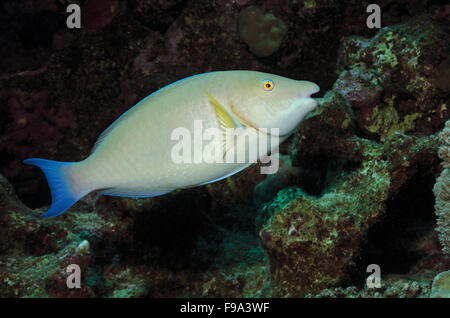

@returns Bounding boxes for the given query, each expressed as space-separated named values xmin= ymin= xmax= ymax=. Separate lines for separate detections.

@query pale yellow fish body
xmin=24 ymin=71 xmax=319 ymax=217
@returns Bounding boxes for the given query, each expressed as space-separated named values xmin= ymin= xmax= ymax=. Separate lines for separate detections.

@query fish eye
xmin=262 ymin=79 xmax=274 ymax=91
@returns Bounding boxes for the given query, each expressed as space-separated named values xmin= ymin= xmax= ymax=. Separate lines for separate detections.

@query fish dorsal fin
xmin=91 ymin=73 xmax=208 ymax=154
xmin=204 ymin=90 xmax=243 ymax=158
xmin=90 ymin=74 xmax=207 ymax=154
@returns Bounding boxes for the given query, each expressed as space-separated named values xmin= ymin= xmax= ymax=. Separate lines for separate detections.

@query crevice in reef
xmin=121 ymin=191 xmax=213 ymax=271
xmin=12 ymin=168 xmax=52 ymax=209
xmin=348 ymin=171 xmax=438 ymax=287
xmin=294 ymin=154 xmax=362 ymax=196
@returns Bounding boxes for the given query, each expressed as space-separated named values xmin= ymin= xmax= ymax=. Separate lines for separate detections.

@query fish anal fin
xmin=100 ymin=188 xmax=172 ymax=198
xmin=198 ymin=163 xmax=253 ymax=186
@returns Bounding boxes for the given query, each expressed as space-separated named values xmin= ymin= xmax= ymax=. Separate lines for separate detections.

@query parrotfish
xmin=24 ymin=71 xmax=319 ymax=217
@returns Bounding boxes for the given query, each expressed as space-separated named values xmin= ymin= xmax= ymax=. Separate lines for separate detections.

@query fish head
xmin=230 ymin=72 xmax=320 ymax=136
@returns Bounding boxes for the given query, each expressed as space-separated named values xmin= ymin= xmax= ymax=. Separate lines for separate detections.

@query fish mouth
xmin=296 ymin=81 xmax=320 ymax=115
xmin=297 ymin=96 xmax=319 ymax=114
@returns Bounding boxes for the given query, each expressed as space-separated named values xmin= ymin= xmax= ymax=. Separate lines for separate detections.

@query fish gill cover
xmin=0 ymin=0 xmax=449 ymax=299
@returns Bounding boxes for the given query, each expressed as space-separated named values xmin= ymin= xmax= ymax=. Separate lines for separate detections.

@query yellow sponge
xmin=238 ymin=6 xmax=287 ymax=57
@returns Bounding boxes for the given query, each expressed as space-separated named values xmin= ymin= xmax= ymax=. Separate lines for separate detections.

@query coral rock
xmin=433 ymin=120 xmax=450 ymax=259
xmin=430 ymin=270 xmax=450 ymax=298
xmin=336 ymin=18 xmax=448 ymax=139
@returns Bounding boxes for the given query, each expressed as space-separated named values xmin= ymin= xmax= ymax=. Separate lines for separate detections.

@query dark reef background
xmin=0 ymin=0 xmax=449 ymax=297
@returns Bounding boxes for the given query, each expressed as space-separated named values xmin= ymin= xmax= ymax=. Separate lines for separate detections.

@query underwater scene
xmin=0 ymin=0 xmax=449 ymax=300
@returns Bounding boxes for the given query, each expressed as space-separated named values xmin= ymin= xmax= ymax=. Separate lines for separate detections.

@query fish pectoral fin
xmin=204 ymin=90 xmax=240 ymax=158
xmin=204 ymin=90 xmax=239 ymax=129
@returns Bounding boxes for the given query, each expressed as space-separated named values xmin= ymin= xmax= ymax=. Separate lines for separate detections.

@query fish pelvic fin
xmin=23 ymin=158 xmax=85 ymax=218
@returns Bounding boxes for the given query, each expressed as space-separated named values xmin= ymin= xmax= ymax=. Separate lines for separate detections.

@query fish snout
xmin=297 ymin=80 xmax=320 ymax=98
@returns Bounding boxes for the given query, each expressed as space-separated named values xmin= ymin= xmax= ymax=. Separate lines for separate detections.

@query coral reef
xmin=335 ymin=18 xmax=448 ymax=140
xmin=0 ymin=172 xmax=271 ymax=297
xmin=433 ymin=120 xmax=450 ymax=259
xmin=256 ymin=89 xmax=442 ymax=296
xmin=254 ymin=15 xmax=448 ymax=297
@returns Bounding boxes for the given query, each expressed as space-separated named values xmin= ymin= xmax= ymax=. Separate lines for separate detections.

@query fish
xmin=24 ymin=71 xmax=320 ymax=217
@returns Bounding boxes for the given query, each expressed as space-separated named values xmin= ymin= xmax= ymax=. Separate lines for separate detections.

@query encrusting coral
xmin=256 ymin=17 xmax=448 ymax=296
xmin=256 ymin=90 xmax=440 ymax=296
xmin=433 ymin=120 xmax=450 ymax=259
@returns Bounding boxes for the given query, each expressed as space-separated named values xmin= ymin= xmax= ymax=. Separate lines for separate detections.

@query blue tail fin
xmin=24 ymin=158 xmax=81 ymax=217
